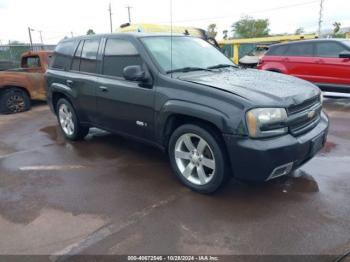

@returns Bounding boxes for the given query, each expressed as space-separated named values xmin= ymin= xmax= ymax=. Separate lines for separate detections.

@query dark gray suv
xmin=45 ymin=33 xmax=329 ymax=193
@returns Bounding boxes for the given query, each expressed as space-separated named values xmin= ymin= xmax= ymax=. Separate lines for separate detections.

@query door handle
xmin=99 ymin=86 xmax=109 ymax=92
xmin=316 ymin=59 xmax=324 ymax=64
xmin=66 ymin=80 xmax=74 ymax=87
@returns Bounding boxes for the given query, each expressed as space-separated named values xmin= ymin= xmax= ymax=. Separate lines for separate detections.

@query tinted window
xmin=267 ymin=45 xmax=288 ymax=56
xmin=51 ymin=40 xmax=77 ymax=70
xmin=80 ymin=39 xmax=100 ymax=73
xmin=315 ymin=42 xmax=347 ymax=58
xmin=102 ymin=39 xmax=142 ymax=78
xmin=284 ymin=43 xmax=313 ymax=57
xmin=71 ymin=40 xmax=84 ymax=71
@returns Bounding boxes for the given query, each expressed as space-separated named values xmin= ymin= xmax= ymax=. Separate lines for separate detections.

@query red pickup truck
xmin=257 ymin=39 xmax=350 ymax=93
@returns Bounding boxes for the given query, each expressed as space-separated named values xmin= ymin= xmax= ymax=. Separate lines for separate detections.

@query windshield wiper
xmin=207 ymin=64 xmax=237 ymax=69
xmin=166 ymin=67 xmax=213 ymax=74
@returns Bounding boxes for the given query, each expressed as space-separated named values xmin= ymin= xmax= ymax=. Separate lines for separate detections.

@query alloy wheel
xmin=7 ymin=95 xmax=25 ymax=113
xmin=58 ymin=104 xmax=75 ymax=136
xmin=174 ymin=133 xmax=216 ymax=185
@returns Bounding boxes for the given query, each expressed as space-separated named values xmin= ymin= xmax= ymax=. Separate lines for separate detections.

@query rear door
xmin=282 ymin=42 xmax=318 ymax=82
xmin=95 ymin=37 xmax=155 ymax=141
xmin=313 ymin=41 xmax=350 ymax=87
xmin=67 ymin=38 xmax=102 ymax=123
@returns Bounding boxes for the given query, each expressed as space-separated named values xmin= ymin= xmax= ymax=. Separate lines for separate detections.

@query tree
xmin=231 ymin=16 xmax=270 ymax=38
xmin=333 ymin=22 xmax=341 ymax=35
xmin=207 ymin=24 xmax=218 ymax=39
xmin=295 ymin=27 xmax=305 ymax=35
xmin=86 ymin=29 xmax=96 ymax=35
xmin=223 ymin=30 xmax=228 ymax=40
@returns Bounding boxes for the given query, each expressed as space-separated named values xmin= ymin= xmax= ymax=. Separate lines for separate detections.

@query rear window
xmin=315 ymin=42 xmax=348 ymax=58
xmin=50 ymin=40 xmax=77 ymax=70
xmin=284 ymin=43 xmax=314 ymax=57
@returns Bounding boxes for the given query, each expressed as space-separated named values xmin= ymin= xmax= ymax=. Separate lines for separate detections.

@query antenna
xmin=170 ymin=0 xmax=173 ymax=78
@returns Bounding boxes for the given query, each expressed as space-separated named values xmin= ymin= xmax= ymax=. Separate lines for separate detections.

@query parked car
xmin=0 ymin=51 xmax=52 ymax=113
xmin=239 ymin=45 xmax=269 ymax=68
xmin=257 ymin=39 xmax=350 ymax=93
xmin=45 ymin=33 xmax=329 ymax=193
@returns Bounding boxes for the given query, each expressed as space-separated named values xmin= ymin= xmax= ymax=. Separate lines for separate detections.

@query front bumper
xmin=223 ymin=111 xmax=329 ymax=181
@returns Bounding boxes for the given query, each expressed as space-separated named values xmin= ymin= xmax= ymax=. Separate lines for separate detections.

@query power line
xmin=159 ymin=0 xmax=319 ymax=24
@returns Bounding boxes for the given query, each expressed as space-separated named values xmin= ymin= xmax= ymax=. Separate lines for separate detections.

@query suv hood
xmin=179 ymin=68 xmax=320 ymax=107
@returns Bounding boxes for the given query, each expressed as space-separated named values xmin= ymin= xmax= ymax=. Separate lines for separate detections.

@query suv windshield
xmin=141 ymin=36 xmax=235 ymax=73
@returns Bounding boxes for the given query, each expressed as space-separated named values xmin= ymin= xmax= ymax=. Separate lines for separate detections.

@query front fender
xmin=156 ymin=99 xmax=232 ymax=143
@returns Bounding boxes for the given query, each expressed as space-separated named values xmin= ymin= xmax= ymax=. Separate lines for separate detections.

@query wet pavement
xmin=0 ymin=98 xmax=349 ymax=257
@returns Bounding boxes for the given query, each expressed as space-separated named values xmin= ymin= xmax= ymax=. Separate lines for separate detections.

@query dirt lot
xmin=0 ymin=98 xmax=349 ymax=259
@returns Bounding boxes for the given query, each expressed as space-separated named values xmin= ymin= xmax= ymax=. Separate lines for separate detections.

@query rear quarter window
xmin=50 ymin=40 xmax=77 ymax=70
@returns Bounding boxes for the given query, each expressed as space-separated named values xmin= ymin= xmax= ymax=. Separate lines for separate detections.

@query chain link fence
xmin=0 ymin=44 xmax=56 ymax=70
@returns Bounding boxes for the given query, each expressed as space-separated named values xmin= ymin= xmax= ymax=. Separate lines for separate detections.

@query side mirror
xmin=339 ymin=51 xmax=350 ymax=59
xmin=123 ymin=65 xmax=147 ymax=82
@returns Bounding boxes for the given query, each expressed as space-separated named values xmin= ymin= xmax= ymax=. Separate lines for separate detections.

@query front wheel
xmin=56 ymin=98 xmax=89 ymax=141
xmin=168 ymin=124 xmax=229 ymax=194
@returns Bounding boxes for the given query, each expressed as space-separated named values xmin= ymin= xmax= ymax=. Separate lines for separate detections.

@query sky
xmin=0 ymin=0 xmax=349 ymax=44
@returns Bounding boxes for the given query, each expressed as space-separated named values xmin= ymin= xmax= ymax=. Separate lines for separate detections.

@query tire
xmin=56 ymin=98 xmax=89 ymax=141
xmin=0 ymin=88 xmax=31 ymax=114
xmin=168 ymin=124 xmax=229 ymax=194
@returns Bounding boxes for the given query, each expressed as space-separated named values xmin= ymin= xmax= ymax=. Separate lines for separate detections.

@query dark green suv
xmin=45 ymin=33 xmax=329 ymax=193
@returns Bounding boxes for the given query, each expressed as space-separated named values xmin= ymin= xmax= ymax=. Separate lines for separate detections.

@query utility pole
xmin=108 ymin=2 xmax=113 ymax=33
xmin=126 ymin=5 xmax=132 ymax=24
xmin=38 ymin=30 xmax=44 ymax=45
xmin=28 ymin=27 xmax=33 ymax=49
xmin=71 ymin=32 xmax=74 ymax=37
xmin=318 ymin=0 xmax=325 ymax=36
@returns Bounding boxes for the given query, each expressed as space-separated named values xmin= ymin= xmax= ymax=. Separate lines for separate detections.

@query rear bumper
xmin=223 ymin=111 xmax=329 ymax=181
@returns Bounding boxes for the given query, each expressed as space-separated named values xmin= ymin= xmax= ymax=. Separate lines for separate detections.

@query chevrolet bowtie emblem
xmin=308 ymin=110 xmax=316 ymax=119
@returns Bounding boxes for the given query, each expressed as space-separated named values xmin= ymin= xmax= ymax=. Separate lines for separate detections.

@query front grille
xmin=287 ymin=96 xmax=322 ymax=136
xmin=287 ymin=95 xmax=320 ymax=114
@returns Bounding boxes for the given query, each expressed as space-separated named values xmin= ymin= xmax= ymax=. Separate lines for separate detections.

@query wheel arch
xmin=0 ymin=85 xmax=31 ymax=99
xmin=159 ymin=100 xmax=231 ymax=148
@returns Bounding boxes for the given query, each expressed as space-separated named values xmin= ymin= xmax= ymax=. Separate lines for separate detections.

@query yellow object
xmin=219 ymin=34 xmax=318 ymax=64
xmin=346 ymin=32 xmax=350 ymax=39
xmin=117 ymin=23 xmax=205 ymax=38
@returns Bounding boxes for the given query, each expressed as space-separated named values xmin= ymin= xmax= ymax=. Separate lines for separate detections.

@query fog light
xmin=266 ymin=162 xmax=293 ymax=181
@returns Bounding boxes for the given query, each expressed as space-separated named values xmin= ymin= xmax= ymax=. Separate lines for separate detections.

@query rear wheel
xmin=56 ymin=98 xmax=89 ymax=141
xmin=0 ymin=88 xmax=31 ymax=114
xmin=169 ymin=124 xmax=229 ymax=194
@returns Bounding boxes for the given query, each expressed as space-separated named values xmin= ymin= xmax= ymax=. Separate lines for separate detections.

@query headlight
xmin=246 ymin=108 xmax=288 ymax=138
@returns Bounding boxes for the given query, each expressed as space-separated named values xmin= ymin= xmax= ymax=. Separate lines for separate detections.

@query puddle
xmin=276 ymin=170 xmax=319 ymax=193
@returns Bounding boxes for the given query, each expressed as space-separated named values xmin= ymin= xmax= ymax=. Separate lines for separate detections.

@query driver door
xmin=96 ymin=37 xmax=156 ymax=142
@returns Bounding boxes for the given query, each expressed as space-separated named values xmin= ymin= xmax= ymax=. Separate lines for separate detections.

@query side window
xmin=102 ymin=38 xmax=142 ymax=78
xmin=71 ymin=40 xmax=84 ymax=71
xmin=284 ymin=43 xmax=314 ymax=57
xmin=24 ymin=56 xmax=40 ymax=68
xmin=315 ymin=42 xmax=347 ymax=58
xmin=267 ymin=45 xmax=288 ymax=56
xmin=80 ymin=39 xmax=100 ymax=74
xmin=51 ymin=41 xmax=77 ymax=70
